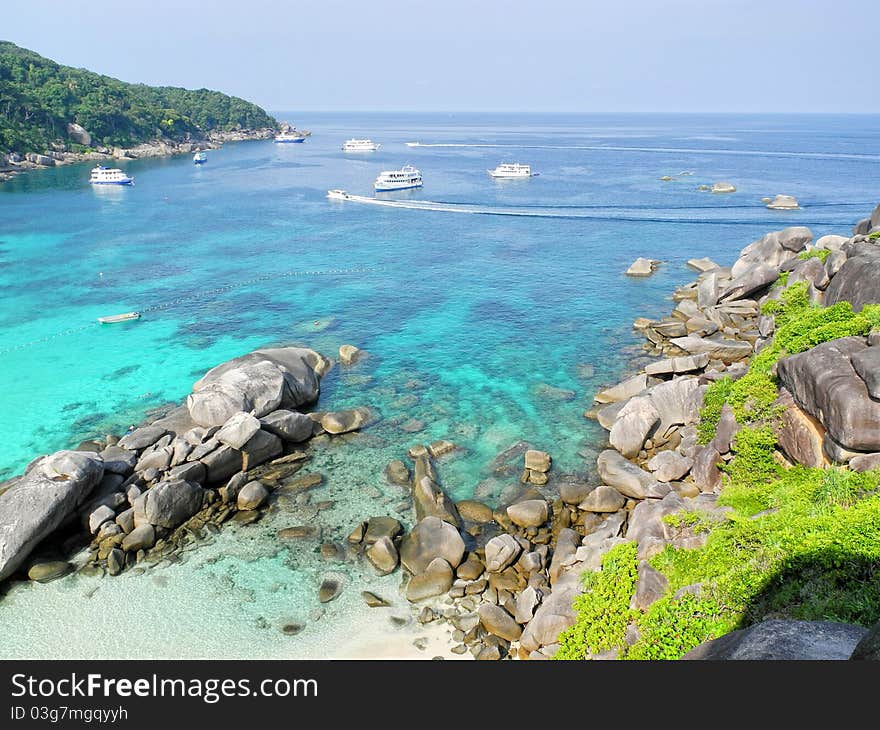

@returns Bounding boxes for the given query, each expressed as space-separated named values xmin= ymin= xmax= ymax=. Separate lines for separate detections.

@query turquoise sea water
xmin=1 ymin=113 xmax=879 ymax=657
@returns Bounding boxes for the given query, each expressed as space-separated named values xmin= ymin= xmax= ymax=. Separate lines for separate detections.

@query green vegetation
xmin=554 ymin=542 xmax=638 ymax=659
xmin=797 ymin=248 xmax=832 ymax=263
xmin=0 ymin=41 xmax=277 ymax=154
xmin=698 ymin=282 xmax=880 ymax=442
xmin=868 ymin=230 xmax=880 ymax=241
xmin=559 ymin=274 xmax=880 ymax=660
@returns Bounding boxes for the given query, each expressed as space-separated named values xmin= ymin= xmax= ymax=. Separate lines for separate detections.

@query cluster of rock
xmin=0 ymin=346 xmax=376 ymax=585
xmin=0 ymin=127 xmax=276 ymax=182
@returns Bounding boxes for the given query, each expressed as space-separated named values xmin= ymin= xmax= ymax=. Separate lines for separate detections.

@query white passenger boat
xmin=374 ymin=164 xmax=423 ymax=192
xmin=193 ymin=151 xmax=208 ymax=164
xmin=98 ymin=311 xmax=140 ymax=324
xmin=488 ymin=162 xmax=535 ymax=179
xmin=342 ymin=138 xmax=380 ymax=152
xmin=89 ymin=166 xmax=134 ymax=185
xmin=327 ymin=189 xmax=352 ymax=200
xmin=274 ymin=130 xmax=307 ymax=143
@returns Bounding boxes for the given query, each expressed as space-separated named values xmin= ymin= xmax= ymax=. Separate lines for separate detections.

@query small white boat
xmin=374 ymin=164 xmax=422 ymax=192
xmin=89 ymin=166 xmax=134 ymax=185
xmin=274 ymin=130 xmax=307 ymax=143
xmin=488 ymin=162 xmax=535 ymax=179
xmin=98 ymin=311 xmax=140 ymax=324
xmin=327 ymin=189 xmax=351 ymax=200
xmin=193 ymin=151 xmax=208 ymax=164
xmin=342 ymin=138 xmax=380 ymax=152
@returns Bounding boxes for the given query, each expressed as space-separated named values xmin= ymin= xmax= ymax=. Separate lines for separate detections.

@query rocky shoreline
xmin=1 ymin=204 xmax=880 ymax=660
xmin=0 ymin=127 xmax=276 ymax=183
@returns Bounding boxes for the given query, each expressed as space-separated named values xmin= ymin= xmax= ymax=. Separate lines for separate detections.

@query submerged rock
xmin=766 ymin=194 xmax=799 ymax=210
xmin=626 ymin=258 xmax=660 ymax=277
xmin=710 ymin=182 xmax=736 ymax=194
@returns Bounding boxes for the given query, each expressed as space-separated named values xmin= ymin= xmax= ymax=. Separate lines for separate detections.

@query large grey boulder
xmin=215 ymin=412 xmax=261 ymax=449
xmin=648 ymin=377 xmax=703 ymax=430
xmin=117 ymin=426 xmax=166 ymax=451
xmin=718 ymin=264 xmax=779 ymax=303
xmin=609 ymin=396 xmax=660 ymax=458
xmin=132 ymin=479 xmax=204 ymax=529
xmin=259 ymin=409 xmax=314 ymax=442
xmin=775 ymin=389 xmax=827 ymax=468
xmin=186 ymin=348 xmax=325 ymax=427
xmin=596 ymin=450 xmax=669 ymax=500
xmin=683 ymin=619 xmax=867 ymax=660
xmin=789 ymin=257 xmax=830 ymax=291
xmin=670 ymin=336 xmax=752 ymax=364
xmin=731 ymin=230 xmax=800 ymax=278
xmin=519 ymin=570 xmax=582 ymax=652
xmin=484 ymin=534 xmax=522 ymax=572
xmin=399 ymin=516 xmax=465 ymax=574
xmin=594 ymin=374 xmax=647 ymax=404
xmin=647 ymin=451 xmax=693 ymax=482
xmin=824 ymin=244 xmax=880 ymax=312
xmin=67 ymin=122 xmax=92 ymax=146
xmin=99 ymin=445 xmax=138 ymax=475
xmin=0 ymin=451 xmax=104 ymax=581
xmin=478 ymin=604 xmax=523 ymax=641
xmin=578 ymin=485 xmax=626 ymax=513
xmin=507 ymin=499 xmax=549 ymax=528
xmin=406 ymin=557 xmax=454 ymax=601
xmin=626 ymin=492 xmax=686 ymax=550
xmin=851 ymin=347 xmax=880 ymax=400
xmin=777 ymin=337 xmax=880 ymax=451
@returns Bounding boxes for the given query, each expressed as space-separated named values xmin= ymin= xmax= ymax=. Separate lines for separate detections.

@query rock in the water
xmin=215 ymin=412 xmax=262 ymax=450
xmin=237 ymin=481 xmax=269 ymax=511
xmin=524 ymin=450 xmax=551 ymax=472
xmin=187 ymin=348 xmax=324 ymax=427
xmin=594 ymin=374 xmax=647 ymax=404
xmin=406 ymin=557 xmax=454 ymax=601
xmin=319 ymin=574 xmax=345 ymax=603
xmin=366 ymin=536 xmax=399 ymax=575
xmin=132 ymin=479 xmax=203 ymax=529
xmin=710 ymin=182 xmax=736 ymax=194
xmin=121 ymin=523 xmax=155 ymax=552
xmin=484 ymin=534 xmax=522 ymax=573
xmin=399 ymin=516 xmax=465 ymax=574
xmin=320 ymin=408 xmax=372 ymax=435
xmin=626 ymin=258 xmax=660 ymax=277
xmin=383 ymin=460 xmax=411 ymax=486
xmin=456 ymin=500 xmax=494 ymax=523
xmin=777 ymin=337 xmax=880 ymax=451
xmin=0 ymin=451 xmax=104 ymax=582
xmin=338 ymin=344 xmax=364 ymax=365
xmin=362 ymin=591 xmax=391 ymax=608
xmin=578 ymin=485 xmax=626 ymax=513
xmin=260 ymin=409 xmax=313 ymax=443
xmin=363 ymin=516 xmax=403 ymax=544
xmin=596 ymin=450 xmax=669 ymax=500
xmin=609 ymin=396 xmax=660 ymax=458
xmin=107 ymin=548 xmax=125 ymax=576
xmin=240 ymin=430 xmax=283 ymax=471
xmin=559 ymin=481 xmax=593 ymax=506
xmin=647 ymin=451 xmax=694 ymax=483
xmin=687 ymin=257 xmax=720 ymax=273
xmin=478 ymin=604 xmax=523 ymax=641
xmin=27 ymin=560 xmax=74 ymax=583
xmin=766 ymin=194 xmax=799 ymax=210
xmin=683 ymin=619 xmax=867 ymax=660
xmin=507 ymin=499 xmax=549 ymax=528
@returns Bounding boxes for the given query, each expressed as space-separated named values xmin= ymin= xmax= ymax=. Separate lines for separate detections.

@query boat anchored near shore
xmin=193 ymin=151 xmax=208 ymax=164
xmin=89 ymin=166 xmax=134 ymax=185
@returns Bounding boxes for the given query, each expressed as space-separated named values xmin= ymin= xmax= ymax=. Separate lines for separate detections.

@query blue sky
xmin=4 ymin=0 xmax=878 ymax=113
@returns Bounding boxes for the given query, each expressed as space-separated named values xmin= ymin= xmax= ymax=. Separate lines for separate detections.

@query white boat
xmin=327 ymin=189 xmax=351 ymax=200
xmin=193 ymin=151 xmax=208 ymax=164
xmin=488 ymin=162 xmax=535 ymax=179
xmin=374 ymin=164 xmax=423 ymax=192
xmin=274 ymin=130 xmax=307 ymax=143
xmin=98 ymin=311 xmax=140 ymax=324
xmin=89 ymin=166 xmax=134 ymax=185
xmin=342 ymin=138 xmax=380 ymax=152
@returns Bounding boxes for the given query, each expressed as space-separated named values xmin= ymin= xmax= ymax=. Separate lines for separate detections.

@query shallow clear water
xmin=1 ymin=113 xmax=879 ymax=657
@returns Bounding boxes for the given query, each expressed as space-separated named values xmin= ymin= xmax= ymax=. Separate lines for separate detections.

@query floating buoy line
xmin=0 ymin=265 xmax=383 ymax=357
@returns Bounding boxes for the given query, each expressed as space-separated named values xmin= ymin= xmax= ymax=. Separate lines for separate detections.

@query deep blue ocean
xmin=1 ymin=113 xmax=879 ymax=657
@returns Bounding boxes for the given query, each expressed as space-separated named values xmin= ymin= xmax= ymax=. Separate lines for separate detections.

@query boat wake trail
xmin=333 ymin=193 xmax=849 ymax=225
xmin=405 ymin=142 xmax=880 ymax=162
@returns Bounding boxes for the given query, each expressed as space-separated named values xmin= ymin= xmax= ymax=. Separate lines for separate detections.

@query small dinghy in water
xmin=98 ymin=311 xmax=140 ymax=324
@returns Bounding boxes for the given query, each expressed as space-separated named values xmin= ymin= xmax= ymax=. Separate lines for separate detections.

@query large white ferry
xmin=342 ymin=138 xmax=380 ymax=152
xmin=89 ymin=166 xmax=134 ymax=185
xmin=488 ymin=162 xmax=535 ymax=179
xmin=374 ymin=164 xmax=422 ymax=192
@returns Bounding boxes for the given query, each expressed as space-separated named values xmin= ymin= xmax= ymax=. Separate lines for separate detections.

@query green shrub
xmin=868 ymin=230 xmax=880 ymax=241
xmin=722 ymin=426 xmax=781 ymax=488
xmin=627 ymin=593 xmax=729 ymax=660
xmin=798 ymin=249 xmax=832 ymax=263
xmin=554 ymin=542 xmax=639 ymax=659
